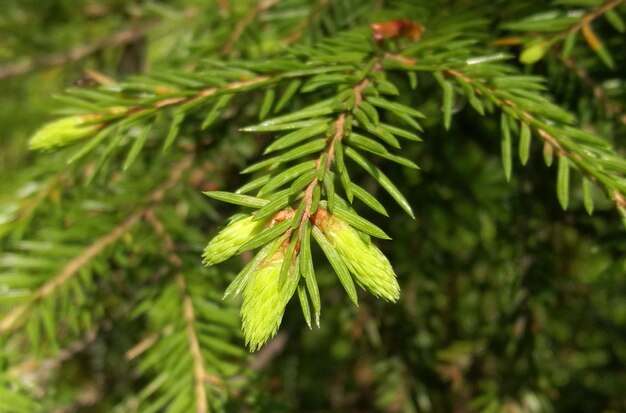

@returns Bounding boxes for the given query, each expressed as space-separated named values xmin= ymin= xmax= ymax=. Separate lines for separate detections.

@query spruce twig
xmin=145 ymin=210 xmax=211 ymax=413
xmin=0 ymin=21 xmax=161 ymax=80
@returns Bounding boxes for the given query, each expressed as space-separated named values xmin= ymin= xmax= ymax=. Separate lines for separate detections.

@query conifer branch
xmin=554 ymin=0 xmax=625 ymax=44
xmin=145 ymin=210 xmax=210 ymax=413
xmin=125 ymin=324 xmax=175 ymax=360
xmin=4 ymin=3 xmax=626 ymax=409
xmin=105 ymin=75 xmax=272 ymax=125
xmin=445 ymin=68 xmax=626 ymax=210
xmin=30 ymin=71 xmax=300 ymax=154
xmin=282 ymin=0 xmax=330 ymax=45
xmin=221 ymin=0 xmax=279 ymax=55
xmin=202 ymin=47 xmax=412 ymax=348
xmin=178 ymin=274 xmax=209 ymax=413
xmin=557 ymin=53 xmax=626 ymax=125
xmin=0 ymin=210 xmax=143 ymax=333
xmin=502 ymin=0 xmax=625 ymax=65
xmin=0 ymin=21 xmax=159 ymax=80
xmin=2 ymin=172 xmax=67 ymax=235
xmin=0 ymin=155 xmax=194 ymax=334
xmin=10 ymin=328 xmax=98 ymax=379
xmin=246 ymin=75 xmax=371 ymax=265
xmin=297 ymin=77 xmax=370 ymax=232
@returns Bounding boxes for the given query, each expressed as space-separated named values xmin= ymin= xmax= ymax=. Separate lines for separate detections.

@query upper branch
xmin=0 ymin=21 xmax=159 ymax=81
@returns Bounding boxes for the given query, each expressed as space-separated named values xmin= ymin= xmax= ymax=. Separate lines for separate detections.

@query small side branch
xmin=445 ymin=68 xmax=626 ymax=213
xmin=0 ymin=209 xmax=144 ymax=333
xmin=221 ymin=0 xmax=279 ymax=55
xmin=447 ymin=68 xmax=569 ymax=157
xmin=144 ymin=210 xmax=209 ymax=413
xmin=178 ymin=274 xmax=208 ymax=413
xmin=10 ymin=328 xmax=98 ymax=380
xmin=282 ymin=0 xmax=329 ymax=45
xmin=100 ymin=75 xmax=271 ymax=129
xmin=0 ymin=21 xmax=159 ymax=81
xmin=556 ymin=0 xmax=625 ymax=43
xmin=0 ymin=154 xmax=194 ymax=334
xmin=299 ymin=113 xmax=346 ymax=229
xmin=125 ymin=324 xmax=175 ymax=360
xmin=557 ymin=54 xmax=626 ymax=125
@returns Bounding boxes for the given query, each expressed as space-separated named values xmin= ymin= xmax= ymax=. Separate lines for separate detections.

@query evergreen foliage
xmin=1 ymin=0 xmax=625 ymax=411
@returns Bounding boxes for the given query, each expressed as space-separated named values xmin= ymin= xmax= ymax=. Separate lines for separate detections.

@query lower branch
xmin=0 ymin=209 xmax=144 ymax=333
xmin=145 ymin=210 xmax=209 ymax=413
xmin=0 ymin=154 xmax=194 ymax=334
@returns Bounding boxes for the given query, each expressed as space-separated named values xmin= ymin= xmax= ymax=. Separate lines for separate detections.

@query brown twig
xmin=221 ymin=0 xmax=279 ymax=56
xmin=297 ymin=78 xmax=371 ymax=235
xmin=97 ymin=75 xmax=271 ymax=131
xmin=614 ymin=190 xmax=626 ymax=208
xmin=282 ymin=0 xmax=329 ymax=45
xmin=447 ymin=68 xmax=569 ymax=155
xmin=125 ymin=324 xmax=175 ymax=360
xmin=556 ymin=0 xmax=625 ymax=43
xmin=447 ymin=68 xmax=576 ymax=159
xmin=298 ymin=114 xmax=346 ymax=229
xmin=0 ymin=21 xmax=158 ymax=81
xmin=179 ymin=279 xmax=209 ymax=413
xmin=525 ymin=0 xmax=626 ymax=53
xmin=557 ymin=53 xmax=626 ymax=125
xmin=249 ymin=332 xmax=288 ymax=371
xmin=144 ymin=210 xmax=212 ymax=413
xmin=10 ymin=328 xmax=98 ymax=379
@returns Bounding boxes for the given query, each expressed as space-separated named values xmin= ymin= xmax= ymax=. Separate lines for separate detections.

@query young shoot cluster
xmin=201 ymin=59 xmax=424 ymax=351
xmin=203 ymin=206 xmax=399 ymax=351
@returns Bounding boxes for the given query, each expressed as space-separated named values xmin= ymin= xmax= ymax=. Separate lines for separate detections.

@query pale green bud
xmin=203 ymin=215 xmax=267 ymax=266
xmin=319 ymin=211 xmax=400 ymax=302
xmin=241 ymin=251 xmax=286 ymax=351
xmin=520 ymin=43 xmax=546 ymax=65
xmin=29 ymin=115 xmax=100 ymax=150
